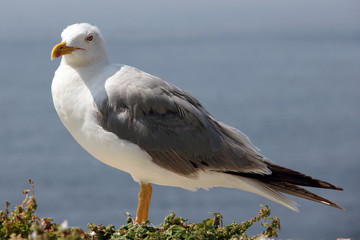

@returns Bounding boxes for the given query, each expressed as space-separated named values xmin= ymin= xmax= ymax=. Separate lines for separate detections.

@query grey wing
xmin=96 ymin=71 xmax=269 ymax=176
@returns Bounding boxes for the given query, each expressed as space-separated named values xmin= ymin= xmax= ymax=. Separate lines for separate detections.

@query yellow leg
xmin=135 ymin=182 xmax=152 ymax=224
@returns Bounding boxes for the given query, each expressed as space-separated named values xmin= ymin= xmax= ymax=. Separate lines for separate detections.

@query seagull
xmin=51 ymin=23 xmax=343 ymax=224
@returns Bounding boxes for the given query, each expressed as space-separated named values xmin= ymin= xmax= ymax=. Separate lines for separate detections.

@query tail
xmin=225 ymin=161 xmax=344 ymax=210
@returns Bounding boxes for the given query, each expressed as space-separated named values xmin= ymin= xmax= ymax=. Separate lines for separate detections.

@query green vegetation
xmin=0 ymin=180 xmax=280 ymax=239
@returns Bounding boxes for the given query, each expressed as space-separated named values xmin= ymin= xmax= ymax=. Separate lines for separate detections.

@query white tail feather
xmin=188 ymin=172 xmax=300 ymax=211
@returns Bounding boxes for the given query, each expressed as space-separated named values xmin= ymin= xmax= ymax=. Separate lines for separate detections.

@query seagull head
xmin=51 ymin=23 xmax=108 ymax=66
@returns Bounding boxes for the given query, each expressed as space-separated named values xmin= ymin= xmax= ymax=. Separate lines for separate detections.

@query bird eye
xmin=86 ymin=35 xmax=94 ymax=41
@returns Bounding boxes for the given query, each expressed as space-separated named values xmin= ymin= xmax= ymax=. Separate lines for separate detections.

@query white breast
xmin=51 ymin=64 xmax=155 ymax=180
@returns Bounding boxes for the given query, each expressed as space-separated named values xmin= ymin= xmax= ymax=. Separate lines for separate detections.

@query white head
xmin=51 ymin=23 xmax=108 ymax=66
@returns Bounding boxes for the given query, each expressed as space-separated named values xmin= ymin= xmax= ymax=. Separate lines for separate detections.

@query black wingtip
xmin=333 ymin=185 xmax=344 ymax=191
xmin=322 ymin=200 xmax=345 ymax=210
xmin=224 ymin=161 xmax=344 ymax=210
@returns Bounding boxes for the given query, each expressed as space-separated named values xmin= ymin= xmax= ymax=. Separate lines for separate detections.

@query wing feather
xmin=96 ymin=66 xmax=269 ymax=176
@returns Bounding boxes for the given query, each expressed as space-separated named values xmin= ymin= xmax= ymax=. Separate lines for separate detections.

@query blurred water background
xmin=0 ymin=1 xmax=359 ymax=239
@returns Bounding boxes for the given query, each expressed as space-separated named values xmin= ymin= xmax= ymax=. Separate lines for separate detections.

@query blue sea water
xmin=0 ymin=1 xmax=359 ymax=239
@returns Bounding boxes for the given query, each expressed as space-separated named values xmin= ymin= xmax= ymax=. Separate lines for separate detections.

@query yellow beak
xmin=51 ymin=41 xmax=81 ymax=60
